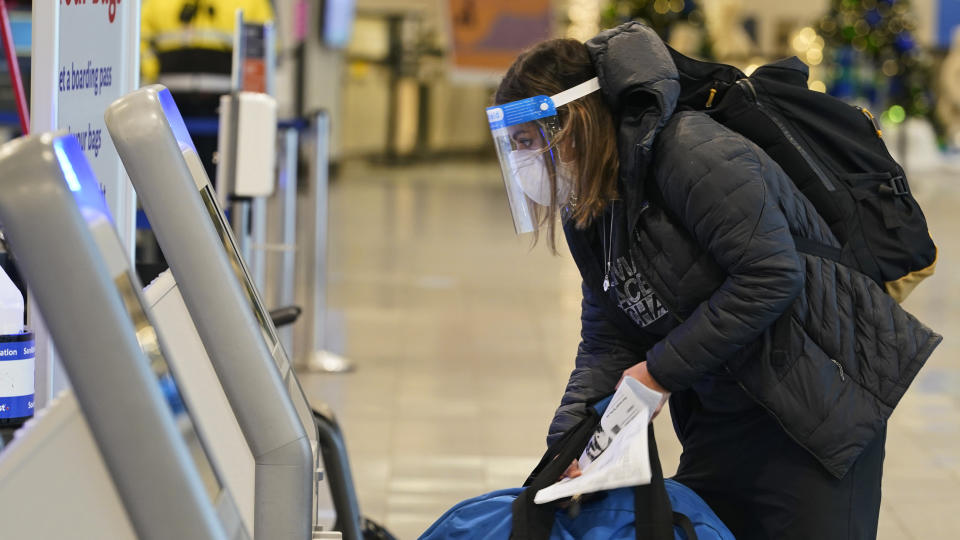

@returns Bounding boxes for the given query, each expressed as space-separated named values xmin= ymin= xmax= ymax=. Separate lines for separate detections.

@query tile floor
xmin=298 ymin=159 xmax=960 ymax=539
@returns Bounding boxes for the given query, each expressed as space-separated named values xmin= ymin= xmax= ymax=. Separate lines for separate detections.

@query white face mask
xmin=508 ymin=149 xmax=572 ymax=206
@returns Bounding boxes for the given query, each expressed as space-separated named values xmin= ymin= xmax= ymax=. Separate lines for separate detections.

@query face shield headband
xmin=486 ymin=77 xmax=602 ymax=235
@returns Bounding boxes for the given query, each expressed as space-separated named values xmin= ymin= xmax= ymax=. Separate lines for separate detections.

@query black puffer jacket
xmin=550 ymin=22 xmax=942 ymax=479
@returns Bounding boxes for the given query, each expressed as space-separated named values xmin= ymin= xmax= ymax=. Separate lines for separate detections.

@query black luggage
xmin=670 ymin=51 xmax=937 ymax=302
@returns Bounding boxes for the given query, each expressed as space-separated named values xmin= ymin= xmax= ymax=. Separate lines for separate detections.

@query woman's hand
xmin=560 ymin=459 xmax=582 ymax=480
xmin=618 ymin=361 xmax=670 ymax=420
xmin=558 ymin=363 xmax=667 ymax=482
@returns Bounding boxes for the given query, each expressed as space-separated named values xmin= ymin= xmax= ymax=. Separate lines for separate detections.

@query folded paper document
xmin=534 ymin=377 xmax=663 ymax=504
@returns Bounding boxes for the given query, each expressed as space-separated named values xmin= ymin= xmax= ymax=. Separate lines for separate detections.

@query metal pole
xmin=278 ymin=129 xmax=298 ymax=353
xmin=249 ymin=20 xmax=277 ymax=292
xmin=265 ymin=21 xmax=276 ymax=98
xmin=264 ymin=128 xmax=299 ymax=354
xmin=230 ymin=9 xmax=245 ymax=91
xmin=297 ymin=112 xmax=353 ymax=373
xmin=229 ymin=199 xmax=252 ymax=263
xmin=314 ymin=114 xmax=330 ymax=358
xmin=251 ymin=197 xmax=267 ymax=291
xmin=226 ymin=9 xmax=251 ymax=262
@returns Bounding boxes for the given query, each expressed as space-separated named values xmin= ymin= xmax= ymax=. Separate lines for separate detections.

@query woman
xmin=487 ymin=22 xmax=940 ymax=539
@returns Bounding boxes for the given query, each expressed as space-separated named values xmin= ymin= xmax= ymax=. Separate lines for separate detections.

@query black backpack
xmin=670 ymin=51 xmax=937 ymax=302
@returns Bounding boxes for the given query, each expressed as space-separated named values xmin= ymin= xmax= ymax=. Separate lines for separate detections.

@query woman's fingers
xmin=561 ymin=459 xmax=582 ymax=480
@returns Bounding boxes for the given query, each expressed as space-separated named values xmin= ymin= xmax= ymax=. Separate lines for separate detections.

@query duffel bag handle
xmin=522 ymin=408 xmax=601 ymax=489
xmin=510 ymin=415 xmax=683 ymax=540
xmin=510 ymin=408 xmax=601 ymax=539
xmin=632 ymin=425 xmax=681 ymax=540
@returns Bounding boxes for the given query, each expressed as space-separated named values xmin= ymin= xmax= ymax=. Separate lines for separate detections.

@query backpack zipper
xmin=856 ymin=106 xmax=883 ymax=138
xmin=851 ymin=106 xmax=914 ymax=199
xmin=705 ymin=87 xmax=718 ymax=108
xmin=737 ymin=79 xmax=836 ymax=192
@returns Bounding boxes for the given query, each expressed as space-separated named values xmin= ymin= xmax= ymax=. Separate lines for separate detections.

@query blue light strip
xmin=158 ymin=87 xmax=198 ymax=153
xmin=52 ymin=138 xmax=81 ymax=192
xmin=52 ymin=134 xmax=113 ymax=224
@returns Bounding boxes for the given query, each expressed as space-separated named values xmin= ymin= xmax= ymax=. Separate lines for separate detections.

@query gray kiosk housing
xmin=106 ymin=86 xmax=317 ymax=539
xmin=0 ymin=133 xmax=246 ymax=540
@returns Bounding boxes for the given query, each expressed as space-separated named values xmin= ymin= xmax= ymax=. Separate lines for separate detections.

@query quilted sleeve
xmin=645 ymin=118 xmax=803 ymax=392
xmin=547 ymin=282 xmax=649 ymax=445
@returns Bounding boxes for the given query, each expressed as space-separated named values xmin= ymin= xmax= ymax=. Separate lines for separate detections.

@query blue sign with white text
xmin=0 ymin=334 xmax=35 ymax=420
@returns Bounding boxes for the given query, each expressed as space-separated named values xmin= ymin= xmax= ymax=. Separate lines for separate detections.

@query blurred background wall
xmin=265 ymin=0 xmax=960 ymax=168
xmin=1 ymin=1 xmax=957 ymax=163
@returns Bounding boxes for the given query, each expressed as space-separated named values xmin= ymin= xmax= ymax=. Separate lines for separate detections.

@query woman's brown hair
xmin=494 ymin=38 xmax=619 ymax=252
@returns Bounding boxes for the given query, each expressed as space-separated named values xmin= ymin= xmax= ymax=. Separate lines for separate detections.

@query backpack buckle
xmin=880 ymin=175 xmax=910 ymax=196
xmin=889 ymin=175 xmax=909 ymax=196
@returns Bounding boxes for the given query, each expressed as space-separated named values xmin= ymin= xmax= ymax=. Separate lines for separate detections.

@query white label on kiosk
xmin=56 ymin=0 xmax=138 ymax=254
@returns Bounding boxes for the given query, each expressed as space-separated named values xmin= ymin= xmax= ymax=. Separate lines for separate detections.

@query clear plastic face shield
xmin=487 ymin=77 xmax=601 ymax=234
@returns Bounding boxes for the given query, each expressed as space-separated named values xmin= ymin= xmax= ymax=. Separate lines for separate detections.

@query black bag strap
xmin=522 ymin=408 xmax=601 ymax=488
xmin=631 ymin=425 xmax=681 ymax=540
xmin=673 ymin=512 xmax=698 ymax=539
xmin=511 ymin=416 xmax=685 ymax=540
xmin=510 ymin=409 xmax=600 ymax=540
xmin=792 ymin=235 xmax=843 ymax=264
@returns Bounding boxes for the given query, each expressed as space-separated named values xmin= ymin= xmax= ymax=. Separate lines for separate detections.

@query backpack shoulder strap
xmin=632 ymin=425 xmax=678 ymax=540
xmin=752 ymin=57 xmax=809 ymax=87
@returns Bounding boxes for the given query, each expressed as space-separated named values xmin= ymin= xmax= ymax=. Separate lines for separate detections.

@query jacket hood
xmin=585 ymin=22 xmax=680 ymax=231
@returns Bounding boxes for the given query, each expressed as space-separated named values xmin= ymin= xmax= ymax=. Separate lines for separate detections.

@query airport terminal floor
xmin=299 ymin=158 xmax=960 ymax=540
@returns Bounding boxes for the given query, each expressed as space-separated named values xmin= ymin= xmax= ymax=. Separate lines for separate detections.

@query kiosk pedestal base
xmin=305 ymin=350 xmax=355 ymax=373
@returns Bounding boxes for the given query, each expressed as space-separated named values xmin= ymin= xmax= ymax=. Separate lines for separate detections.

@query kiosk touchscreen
xmin=0 ymin=133 xmax=247 ymax=540
xmin=107 ymin=86 xmax=322 ymax=539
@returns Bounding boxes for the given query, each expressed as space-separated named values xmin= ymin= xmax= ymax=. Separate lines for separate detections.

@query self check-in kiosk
xmin=106 ymin=86 xmax=362 ymax=540
xmin=0 ymin=133 xmax=248 ymax=540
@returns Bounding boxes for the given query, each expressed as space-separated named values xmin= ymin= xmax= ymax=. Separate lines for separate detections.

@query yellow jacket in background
xmin=141 ymin=0 xmax=274 ymax=82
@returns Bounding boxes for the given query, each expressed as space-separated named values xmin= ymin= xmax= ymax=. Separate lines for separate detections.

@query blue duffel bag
xmin=419 ymin=399 xmax=733 ymax=540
